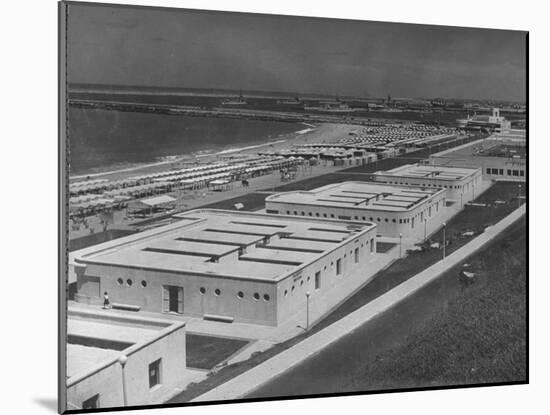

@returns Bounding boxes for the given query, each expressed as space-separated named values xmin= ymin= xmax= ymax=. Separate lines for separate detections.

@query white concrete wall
xmin=275 ymin=227 xmax=378 ymax=324
xmin=79 ymin=264 xmax=279 ymax=326
xmin=265 ymin=191 xmax=446 ymax=240
xmin=373 ymin=168 xmax=483 ymax=204
xmin=67 ymin=324 xmax=186 ymax=409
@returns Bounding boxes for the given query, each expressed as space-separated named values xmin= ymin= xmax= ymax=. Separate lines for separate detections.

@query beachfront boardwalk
xmin=192 ymin=203 xmax=526 ymax=402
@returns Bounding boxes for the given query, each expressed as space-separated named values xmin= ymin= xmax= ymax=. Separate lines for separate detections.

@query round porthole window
xmin=214 ymin=288 xmax=221 ymax=296
xmin=126 ymin=279 xmax=133 ymax=286
xmin=117 ymin=278 xmax=123 ymax=286
xmin=284 ymin=290 xmax=288 ymax=296
xmin=141 ymin=280 xmax=147 ymax=288
xmin=253 ymin=293 xmax=260 ymax=300
xmin=263 ymin=294 xmax=270 ymax=301
xmin=237 ymin=291 xmax=244 ymax=299
xmin=199 ymin=287 xmax=206 ymax=295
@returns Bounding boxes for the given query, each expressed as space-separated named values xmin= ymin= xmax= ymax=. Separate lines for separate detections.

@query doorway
xmin=162 ymin=285 xmax=183 ymax=314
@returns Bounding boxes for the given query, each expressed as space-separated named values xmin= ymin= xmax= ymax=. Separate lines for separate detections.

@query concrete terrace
xmin=75 ymin=209 xmax=375 ymax=283
xmin=378 ymin=163 xmax=480 ymax=182
xmin=266 ymin=181 xmax=444 ymax=212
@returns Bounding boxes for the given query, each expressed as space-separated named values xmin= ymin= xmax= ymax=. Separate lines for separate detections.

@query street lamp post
xmin=442 ymin=222 xmax=447 ymax=259
xmin=399 ymin=233 xmax=403 ymax=258
xmin=118 ymin=355 xmax=128 ymax=407
xmin=306 ymin=291 xmax=311 ymax=330
xmin=424 ymin=218 xmax=427 ymax=241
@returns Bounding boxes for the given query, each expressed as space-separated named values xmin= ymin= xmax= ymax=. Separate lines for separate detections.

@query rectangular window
xmin=82 ymin=394 xmax=100 ymax=410
xmin=315 ymin=271 xmax=321 ymax=289
xmin=491 ymin=168 xmax=499 ymax=175
xmin=266 ymin=209 xmax=279 ymax=214
xmin=520 ymin=170 xmax=525 ymax=177
xmin=486 ymin=168 xmax=491 ymax=174
xmin=507 ymin=169 xmax=512 ymax=176
xmin=354 ymin=247 xmax=359 ymax=263
xmin=370 ymin=238 xmax=375 ymax=253
xmin=338 ymin=215 xmax=352 ymax=220
xmin=499 ymin=169 xmax=504 ymax=175
xmin=336 ymin=258 xmax=342 ymax=275
xmin=513 ymin=170 xmax=519 ymax=176
xmin=149 ymin=359 xmax=162 ymax=389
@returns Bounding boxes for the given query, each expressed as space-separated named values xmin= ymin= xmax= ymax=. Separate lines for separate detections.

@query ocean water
xmin=68 ymin=107 xmax=301 ymax=174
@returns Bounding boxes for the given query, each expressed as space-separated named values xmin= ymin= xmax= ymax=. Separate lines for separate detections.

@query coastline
xmin=69 ymin=123 xmax=353 ymax=181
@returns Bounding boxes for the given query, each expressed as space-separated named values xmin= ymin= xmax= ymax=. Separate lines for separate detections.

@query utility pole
xmin=442 ymin=222 xmax=447 ymax=259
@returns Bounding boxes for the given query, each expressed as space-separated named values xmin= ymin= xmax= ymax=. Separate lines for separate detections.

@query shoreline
xmin=69 ymin=123 xmax=332 ymax=181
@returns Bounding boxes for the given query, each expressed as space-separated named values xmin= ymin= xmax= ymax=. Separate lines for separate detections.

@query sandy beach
xmin=69 ymin=122 xmax=355 ymax=182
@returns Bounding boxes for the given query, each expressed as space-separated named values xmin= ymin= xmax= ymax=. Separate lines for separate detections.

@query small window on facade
xmin=284 ymin=290 xmax=288 ymax=296
xmin=307 ymin=276 xmax=311 ymax=281
xmin=199 ymin=287 xmax=206 ymax=294
xmin=141 ymin=280 xmax=147 ymax=288
xmin=377 ymin=217 xmax=381 ymax=222
xmin=287 ymin=211 xmax=290 ymax=215
xmin=308 ymin=212 xmax=312 ymax=216
xmin=254 ymin=292 xmax=260 ymax=300
xmin=117 ymin=278 xmax=123 ymax=286
xmin=354 ymin=247 xmax=359 ymax=263
xmin=330 ymin=214 xmax=335 ymax=218
xmin=126 ymin=279 xmax=133 ymax=287
xmin=385 ymin=218 xmax=389 ymax=222
xmin=370 ymin=217 xmax=373 ymax=221
xmin=300 ymin=280 xmax=304 ymax=286
xmin=264 ymin=294 xmax=270 ymax=301
xmin=214 ymin=288 xmax=221 ymax=296
xmin=362 ymin=216 xmax=366 ymax=221
xmin=336 ymin=258 xmax=342 ymax=275
xmin=520 ymin=170 xmax=525 ymax=177
xmin=486 ymin=168 xmax=491 ymax=174
xmin=315 ymin=271 xmax=321 ymax=289
xmin=301 ymin=211 xmax=305 ymax=216
xmin=237 ymin=291 xmax=244 ymax=299
xmin=507 ymin=170 xmax=512 ymax=175
xmin=291 ymin=285 xmax=295 ymax=292
xmin=294 ymin=211 xmax=298 ymax=215
xmin=323 ymin=213 xmax=327 ymax=218
xmin=149 ymin=359 xmax=162 ymax=389
xmin=316 ymin=212 xmax=320 ymax=217
xmin=392 ymin=219 xmax=396 ymax=223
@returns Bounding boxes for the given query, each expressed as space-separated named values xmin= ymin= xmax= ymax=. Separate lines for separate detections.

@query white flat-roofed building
xmin=66 ymin=308 xmax=186 ymax=410
xmin=265 ymin=181 xmax=447 ymax=240
xmin=73 ymin=209 xmax=378 ymax=326
xmin=372 ymin=163 xmax=483 ymax=205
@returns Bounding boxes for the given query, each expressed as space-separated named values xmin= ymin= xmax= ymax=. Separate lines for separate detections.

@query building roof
xmin=377 ymin=163 xmax=480 ymax=181
xmin=66 ymin=308 xmax=185 ymax=384
xmin=74 ymin=209 xmax=375 ymax=283
xmin=266 ymin=182 xmax=444 ymax=213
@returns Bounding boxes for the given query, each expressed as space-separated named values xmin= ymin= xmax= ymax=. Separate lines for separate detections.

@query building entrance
xmin=162 ymin=285 xmax=183 ymax=314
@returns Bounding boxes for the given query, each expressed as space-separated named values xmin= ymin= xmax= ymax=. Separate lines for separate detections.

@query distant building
xmin=430 ymin=139 xmax=526 ymax=181
xmin=66 ymin=308 xmax=186 ymax=410
xmin=457 ymin=108 xmax=512 ymax=131
xmin=73 ymin=210 xmax=378 ymax=326
xmin=372 ymin=164 xmax=483 ymax=204
xmin=265 ymin=181 xmax=447 ymax=240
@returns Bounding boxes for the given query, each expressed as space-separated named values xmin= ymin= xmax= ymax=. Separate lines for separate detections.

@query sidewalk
xmin=192 ymin=203 xmax=526 ymax=402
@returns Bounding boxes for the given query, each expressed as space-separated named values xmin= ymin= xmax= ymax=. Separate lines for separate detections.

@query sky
xmin=67 ymin=3 xmax=527 ymax=101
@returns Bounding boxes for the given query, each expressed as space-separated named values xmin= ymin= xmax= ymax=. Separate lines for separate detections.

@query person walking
xmin=102 ymin=291 xmax=111 ymax=309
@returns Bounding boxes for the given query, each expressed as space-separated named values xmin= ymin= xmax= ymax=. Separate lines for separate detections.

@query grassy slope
xmin=347 ymin=218 xmax=527 ymax=390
